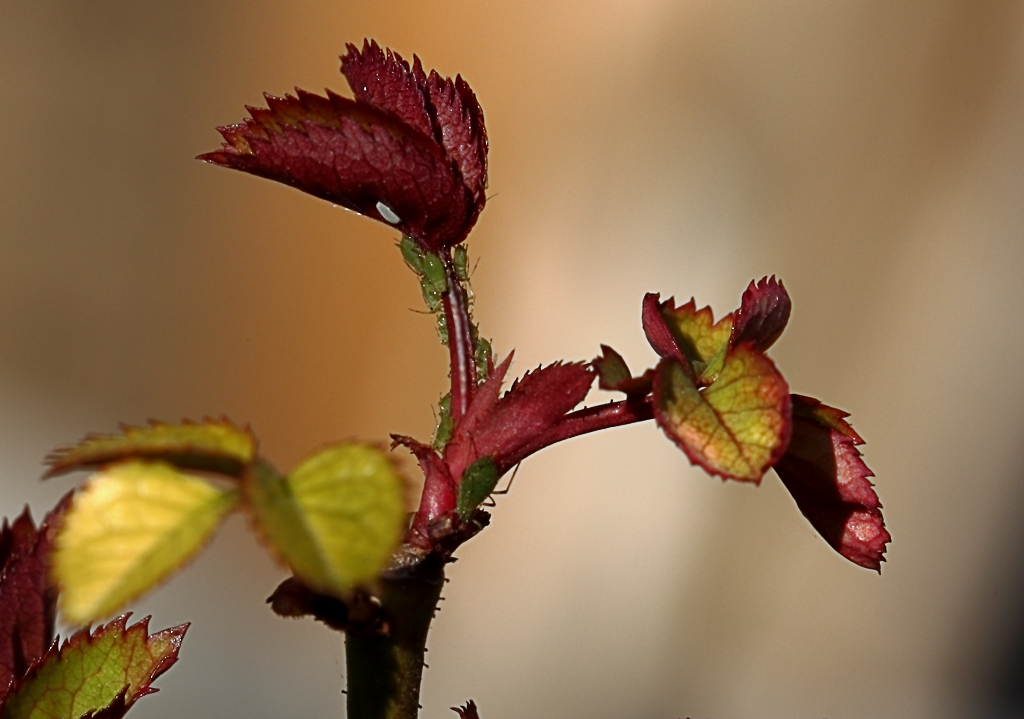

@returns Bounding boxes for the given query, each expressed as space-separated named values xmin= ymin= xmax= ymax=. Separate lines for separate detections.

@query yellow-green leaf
xmin=244 ymin=444 xmax=406 ymax=596
xmin=654 ymin=345 xmax=791 ymax=482
xmin=0 ymin=614 xmax=185 ymax=719
xmin=53 ymin=461 xmax=238 ymax=625
xmin=45 ymin=419 xmax=256 ymax=480
xmin=659 ymin=299 xmax=733 ymax=382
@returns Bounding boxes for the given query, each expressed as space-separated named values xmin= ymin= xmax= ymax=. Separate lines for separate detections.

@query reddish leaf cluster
xmin=200 ymin=39 xmax=488 ymax=252
xmin=395 ymin=354 xmax=596 ymax=547
xmin=199 ymin=42 xmax=888 ymax=573
xmin=641 ymin=277 xmax=793 ymax=481
xmin=634 ymin=278 xmax=889 ymax=570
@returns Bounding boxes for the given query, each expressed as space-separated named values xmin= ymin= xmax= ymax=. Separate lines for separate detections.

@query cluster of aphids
xmin=398 ymin=237 xmax=493 ymax=451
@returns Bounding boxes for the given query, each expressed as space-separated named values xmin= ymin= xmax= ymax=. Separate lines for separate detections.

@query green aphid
xmin=453 ymin=245 xmax=470 ymax=283
xmin=433 ymin=394 xmax=454 ymax=451
xmin=436 ymin=312 xmax=449 ymax=345
xmin=474 ymin=336 xmax=492 ymax=381
xmin=456 ymin=456 xmax=499 ymax=519
xmin=399 ymin=235 xmax=425 ymax=275
xmin=419 ymin=253 xmax=448 ymax=312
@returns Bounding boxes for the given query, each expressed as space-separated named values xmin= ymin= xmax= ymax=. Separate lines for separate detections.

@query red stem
xmin=442 ymin=255 xmax=476 ymax=422
xmin=496 ymin=396 xmax=655 ymax=475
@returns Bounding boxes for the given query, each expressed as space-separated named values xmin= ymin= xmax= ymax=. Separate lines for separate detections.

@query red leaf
xmin=423 ymin=71 xmax=488 ymax=203
xmin=641 ymin=293 xmax=687 ymax=365
xmin=0 ymin=496 xmax=70 ymax=703
xmin=200 ymin=40 xmax=488 ymax=252
xmin=449 ymin=361 xmax=595 ymax=476
xmin=392 ymin=434 xmax=457 ymax=545
xmin=340 ymin=40 xmax=435 ymax=139
xmin=340 ymin=41 xmax=487 ymax=203
xmin=773 ymin=395 xmax=889 ymax=571
xmin=441 ymin=353 xmax=514 ymax=480
xmin=731 ymin=276 xmax=792 ymax=352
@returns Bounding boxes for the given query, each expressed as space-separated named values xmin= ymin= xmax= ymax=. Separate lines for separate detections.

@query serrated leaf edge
xmin=0 ymin=614 xmax=187 ymax=716
xmin=44 ymin=417 xmax=257 ymax=480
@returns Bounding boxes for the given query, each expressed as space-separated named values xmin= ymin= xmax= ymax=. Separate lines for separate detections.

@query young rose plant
xmin=9 ymin=39 xmax=888 ymax=719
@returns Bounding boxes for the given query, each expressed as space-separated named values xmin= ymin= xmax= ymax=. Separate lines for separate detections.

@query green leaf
xmin=45 ymin=419 xmax=256 ymax=480
xmin=0 ymin=614 xmax=186 ymax=719
xmin=53 ymin=461 xmax=238 ymax=625
xmin=654 ymin=345 xmax=791 ymax=482
xmin=244 ymin=444 xmax=407 ymax=596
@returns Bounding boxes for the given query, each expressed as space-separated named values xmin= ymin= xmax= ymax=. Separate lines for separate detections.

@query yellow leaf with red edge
xmin=53 ymin=461 xmax=238 ymax=625
xmin=654 ymin=345 xmax=791 ymax=482
xmin=650 ymin=296 xmax=733 ymax=383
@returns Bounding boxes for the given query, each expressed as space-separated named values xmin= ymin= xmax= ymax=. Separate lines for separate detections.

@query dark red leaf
xmin=773 ymin=395 xmax=889 ymax=571
xmin=448 ymin=361 xmax=595 ymax=477
xmin=341 ymin=40 xmax=487 ymax=204
xmin=201 ymin=40 xmax=488 ymax=252
xmin=641 ymin=293 xmax=687 ymax=365
xmin=340 ymin=40 xmax=435 ymax=139
xmin=440 ymin=353 xmax=514 ymax=480
xmin=424 ymin=72 xmax=488 ymax=202
xmin=0 ymin=495 xmax=70 ymax=702
xmin=451 ymin=700 xmax=480 ymax=719
xmin=731 ymin=276 xmax=792 ymax=351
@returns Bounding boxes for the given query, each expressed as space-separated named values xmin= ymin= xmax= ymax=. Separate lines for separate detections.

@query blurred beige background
xmin=3 ymin=1 xmax=1024 ymax=717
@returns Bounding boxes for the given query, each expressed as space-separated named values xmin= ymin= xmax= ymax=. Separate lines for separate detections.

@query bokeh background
xmin=3 ymin=2 xmax=1024 ymax=717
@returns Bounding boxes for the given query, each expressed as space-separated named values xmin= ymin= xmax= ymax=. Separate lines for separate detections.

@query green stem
xmin=345 ymin=554 xmax=446 ymax=719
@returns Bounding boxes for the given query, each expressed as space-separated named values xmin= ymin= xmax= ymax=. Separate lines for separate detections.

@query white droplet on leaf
xmin=376 ymin=201 xmax=401 ymax=224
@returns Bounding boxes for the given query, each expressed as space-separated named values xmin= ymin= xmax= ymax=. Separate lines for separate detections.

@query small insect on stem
xmin=453 ymin=245 xmax=470 ymax=283
xmin=398 ymin=236 xmax=448 ymax=313
xmin=420 ymin=254 xmax=448 ymax=312
xmin=456 ymin=456 xmax=499 ymax=519
xmin=432 ymin=393 xmax=454 ymax=451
